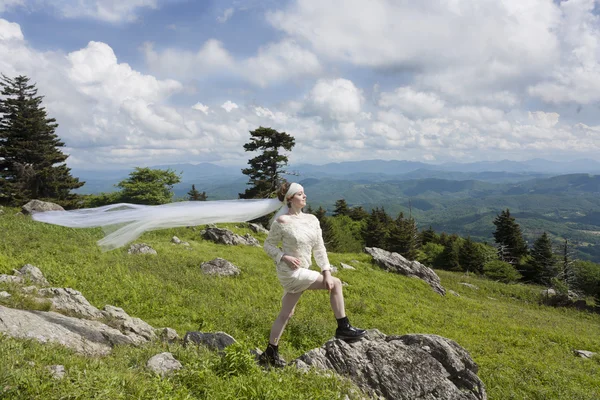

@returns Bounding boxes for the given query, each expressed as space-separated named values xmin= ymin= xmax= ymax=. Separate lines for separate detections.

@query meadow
xmin=1 ymin=208 xmax=599 ymax=399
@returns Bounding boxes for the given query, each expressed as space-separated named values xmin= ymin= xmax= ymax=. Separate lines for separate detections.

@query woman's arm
xmin=263 ymin=221 xmax=284 ymax=263
xmin=312 ymin=217 xmax=332 ymax=273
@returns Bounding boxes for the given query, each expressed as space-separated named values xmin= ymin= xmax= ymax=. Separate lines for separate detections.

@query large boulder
xmin=14 ymin=264 xmax=49 ymax=286
xmin=202 ymin=227 xmax=260 ymax=247
xmin=248 ymin=223 xmax=269 ymax=234
xmin=21 ymin=200 xmax=64 ymax=215
xmin=102 ymin=305 xmax=156 ymax=343
xmin=37 ymin=287 xmax=104 ymax=319
xmin=295 ymin=329 xmax=486 ymax=400
xmin=183 ymin=331 xmax=237 ymax=351
xmin=200 ymin=258 xmax=241 ymax=276
xmin=0 ymin=305 xmax=142 ymax=356
xmin=365 ymin=247 xmax=446 ymax=295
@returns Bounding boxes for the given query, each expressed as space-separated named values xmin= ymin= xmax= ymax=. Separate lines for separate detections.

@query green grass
xmin=1 ymin=208 xmax=599 ymax=399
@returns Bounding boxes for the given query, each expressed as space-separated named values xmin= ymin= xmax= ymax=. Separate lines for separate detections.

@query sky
xmin=1 ymin=0 xmax=600 ymax=170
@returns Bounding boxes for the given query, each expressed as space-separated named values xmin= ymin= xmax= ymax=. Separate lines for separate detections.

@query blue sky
xmin=1 ymin=0 xmax=600 ymax=170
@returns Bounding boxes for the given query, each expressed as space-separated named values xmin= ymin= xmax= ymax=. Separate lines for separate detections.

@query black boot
xmin=335 ymin=316 xmax=366 ymax=341
xmin=258 ymin=343 xmax=287 ymax=368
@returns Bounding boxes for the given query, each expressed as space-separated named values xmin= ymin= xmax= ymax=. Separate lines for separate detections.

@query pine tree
xmin=348 ymin=206 xmax=369 ymax=221
xmin=420 ymin=226 xmax=438 ymax=246
xmin=362 ymin=207 xmax=388 ymax=248
xmin=116 ymin=167 xmax=181 ymax=205
xmin=492 ymin=209 xmax=528 ymax=265
xmin=524 ymin=232 xmax=556 ymax=284
xmin=239 ymin=126 xmax=295 ymax=199
xmin=440 ymin=236 xmax=461 ymax=271
xmin=459 ymin=237 xmax=487 ymax=274
xmin=314 ymin=206 xmax=327 ymax=222
xmin=388 ymin=212 xmax=419 ymax=259
xmin=557 ymin=239 xmax=576 ymax=289
xmin=0 ymin=75 xmax=83 ymax=207
xmin=320 ymin=216 xmax=340 ymax=252
xmin=333 ymin=199 xmax=349 ymax=217
xmin=187 ymin=184 xmax=207 ymax=201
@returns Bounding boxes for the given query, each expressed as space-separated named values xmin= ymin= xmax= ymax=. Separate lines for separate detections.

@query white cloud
xmin=0 ymin=17 xmax=22 ymax=41
xmin=0 ymin=0 xmax=23 ymax=13
xmin=379 ymin=87 xmax=444 ymax=117
xmin=217 ymin=7 xmax=234 ymax=23
xmin=221 ymin=101 xmax=239 ymax=112
xmin=306 ymin=78 xmax=363 ymax=121
xmin=143 ymin=40 xmax=235 ymax=79
xmin=50 ymin=0 xmax=157 ymax=23
xmin=192 ymin=102 xmax=209 ymax=114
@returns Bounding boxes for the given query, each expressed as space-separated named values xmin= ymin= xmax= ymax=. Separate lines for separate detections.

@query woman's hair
xmin=277 ymin=181 xmax=291 ymax=203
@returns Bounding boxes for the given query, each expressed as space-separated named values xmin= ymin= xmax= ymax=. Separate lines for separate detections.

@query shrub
xmin=483 ymin=260 xmax=522 ymax=283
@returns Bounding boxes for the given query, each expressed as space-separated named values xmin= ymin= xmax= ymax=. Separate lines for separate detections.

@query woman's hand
xmin=282 ymin=255 xmax=301 ymax=270
xmin=323 ymin=271 xmax=334 ymax=291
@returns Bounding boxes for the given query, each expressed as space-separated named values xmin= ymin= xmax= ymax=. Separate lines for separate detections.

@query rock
xmin=449 ymin=290 xmax=460 ymax=297
xmin=574 ymin=350 xmax=596 ymax=359
xmin=248 ymin=223 xmax=269 ymax=234
xmin=21 ymin=200 xmax=64 ymax=215
xmin=46 ymin=365 xmax=66 ymax=380
xmin=342 ymin=281 xmax=349 ymax=287
xmin=459 ymin=283 xmax=479 ymax=290
xmin=0 ymin=291 xmax=11 ymax=299
xmin=329 ymin=266 xmax=339 ymax=273
xmin=200 ymin=258 xmax=241 ymax=277
xmin=202 ymin=227 xmax=260 ymax=247
xmin=540 ymin=288 xmax=573 ymax=307
xmin=171 ymin=236 xmax=190 ymax=246
xmin=37 ymin=288 xmax=104 ymax=319
xmin=340 ymin=263 xmax=356 ymax=270
xmin=0 ymin=275 xmax=23 ymax=284
xmin=157 ymin=327 xmax=180 ymax=343
xmin=147 ymin=352 xmax=182 ymax=376
xmin=572 ymin=299 xmax=588 ymax=310
xmin=365 ymin=247 xmax=446 ymax=296
xmin=0 ymin=305 xmax=142 ymax=356
xmin=22 ymin=286 xmax=37 ymax=294
xmin=183 ymin=331 xmax=237 ymax=351
xmin=102 ymin=305 xmax=156 ymax=343
xmin=541 ymin=288 xmax=556 ymax=297
xmin=295 ymin=329 xmax=486 ymax=400
xmin=128 ymin=243 xmax=157 ymax=255
xmin=15 ymin=264 xmax=49 ymax=286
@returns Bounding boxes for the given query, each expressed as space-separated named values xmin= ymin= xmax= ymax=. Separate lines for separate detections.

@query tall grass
xmin=1 ymin=208 xmax=599 ymax=399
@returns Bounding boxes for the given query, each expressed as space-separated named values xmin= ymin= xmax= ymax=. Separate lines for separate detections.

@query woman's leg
xmin=307 ymin=275 xmax=345 ymax=319
xmin=269 ymin=291 xmax=303 ymax=345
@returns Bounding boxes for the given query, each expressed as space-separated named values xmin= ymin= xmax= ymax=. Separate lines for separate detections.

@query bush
xmin=483 ymin=260 xmax=522 ymax=283
xmin=418 ymin=242 xmax=444 ymax=267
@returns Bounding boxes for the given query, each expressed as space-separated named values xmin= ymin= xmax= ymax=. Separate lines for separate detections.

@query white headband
xmin=284 ymin=183 xmax=303 ymax=203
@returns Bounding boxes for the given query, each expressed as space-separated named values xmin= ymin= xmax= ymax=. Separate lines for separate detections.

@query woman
xmin=260 ymin=182 xmax=366 ymax=368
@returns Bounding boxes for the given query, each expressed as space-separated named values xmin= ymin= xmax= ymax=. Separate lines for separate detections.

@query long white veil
xmin=32 ymin=199 xmax=283 ymax=251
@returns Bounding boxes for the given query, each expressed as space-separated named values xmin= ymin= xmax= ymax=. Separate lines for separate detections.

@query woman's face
xmin=288 ymin=189 xmax=307 ymax=209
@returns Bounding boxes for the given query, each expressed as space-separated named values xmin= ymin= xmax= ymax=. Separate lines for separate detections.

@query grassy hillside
xmin=1 ymin=209 xmax=599 ymax=399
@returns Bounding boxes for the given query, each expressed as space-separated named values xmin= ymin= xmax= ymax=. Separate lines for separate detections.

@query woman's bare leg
xmin=307 ymin=275 xmax=345 ymax=319
xmin=269 ymin=291 xmax=303 ymax=345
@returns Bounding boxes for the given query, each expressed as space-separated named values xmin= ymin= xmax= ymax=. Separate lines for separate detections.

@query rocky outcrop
xmin=248 ymin=223 xmax=269 ymax=234
xmin=128 ymin=243 xmax=157 ymax=255
xmin=147 ymin=352 xmax=182 ymax=376
xmin=200 ymin=258 xmax=241 ymax=276
xmin=295 ymin=329 xmax=486 ymax=400
xmin=183 ymin=331 xmax=237 ymax=351
xmin=202 ymin=227 xmax=260 ymax=247
xmin=102 ymin=305 xmax=157 ymax=344
xmin=365 ymin=247 xmax=446 ymax=295
xmin=0 ymin=306 xmax=142 ymax=356
xmin=37 ymin=287 xmax=104 ymax=319
xmin=15 ymin=264 xmax=49 ymax=286
xmin=21 ymin=200 xmax=64 ymax=215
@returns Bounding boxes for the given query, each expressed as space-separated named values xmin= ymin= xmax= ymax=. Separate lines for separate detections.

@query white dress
xmin=263 ymin=213 xmax=332 ymax=293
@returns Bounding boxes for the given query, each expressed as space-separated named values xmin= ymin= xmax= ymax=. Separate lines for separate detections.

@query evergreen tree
xmin=117 ymin=167 xmax=181 ymax=205
xmin=304 ymin=204 xmax=314 ymax=214
xmin=557 ymin=239 xmax=576 ymax=289
xmin=459 ymin=237 xmax=487 ymax=274
xmin=492 ymin=209 xmax=528 ymax=265
xmin=320 ymin=216 xmax=340 ymax=252
xmin=439 ymin=234 xmax=461 ymax=271
xmin=388 ymin=212 xmax=419 ymax=259
xmin=314 ymin=206 xmax=327 ymax=222
xmin=348 ymin=206 xmax=369 ymax=221
xmin=239 ymin=126 xmax=295 ymax=199
xmin=187 ymin=184 xmax=207 ymax=201
xmin=333 ymin=199 xmax=350 ymax=217
xmin=523 ymin=232 xmax=556 ymax=284
xmin=0 ymin=75 xmax=83 ymax=207
xmin=362 ymin=207 xmax=388 ymax=248
xmin=420 ymin=226 xmax=438 ymax=246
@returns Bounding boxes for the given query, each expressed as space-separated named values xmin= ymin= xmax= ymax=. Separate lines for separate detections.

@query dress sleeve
xmin=264 ymin=221 xmax=284 ymax=263
xmin=313 ymin=218 xmax=332 ymax=272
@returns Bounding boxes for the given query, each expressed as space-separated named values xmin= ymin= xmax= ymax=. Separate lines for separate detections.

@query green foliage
xmin=483 ymin=260 xmax=523 ymax=283
xmin=83 ymin=191 xmax=123 ymax=208
xmin=362 ymin=207 xmax=389 ymax=248
xmin=572 ymin=260 xmax=600 ymax=305
xmin=523 ymin=232 xmax=557 ymax=285
xmin=493 ymin=209 xmax=528 ymax=265
xmin=439 ymin=236 xmax=462 ymax=271
xmin=328 ymin=215 xmax=365 ymax=253
xmin=348 ymin=206 xmax=369 ymax=221
xmin=319 ymin=216 xmax=340 ymax=252
xmin=459 ymin=237 xmax=495 ymax=274
xmin=116 ymin=167 xmax=181 ymax=205
xmin=188 ymin=184 xmax=207 ymax=201
xmin=239 ymin=127 xmax=295 ymax=199
xmin=0 ymin=75 xmax=84 ymax=207
xmin=387 ymin=212 xmax=419 ymax=260
xmin=418 ymin=242 xmax=445 ymax=267
xmin=420 ymin=226 xmax=438 ymax=246
xmin=333 ymin=199 xmax=349 ymax=217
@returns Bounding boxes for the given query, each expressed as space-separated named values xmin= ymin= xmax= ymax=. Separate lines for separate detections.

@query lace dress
xmin=263 ymin=213 xmax=332 ymax=293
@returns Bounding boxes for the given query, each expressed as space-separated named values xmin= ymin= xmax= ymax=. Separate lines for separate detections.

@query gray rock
xmin=449 ymin=290 xmax=460 ymax=297
xmin=340 ymin=263 xmax=356 ymax=270
xmin=295 ymin=329 xmax=486 ymax=400
xmin=21 ymin=200 xmax=64 ymax=215
xmin=183 ymin=331 xmax=237 ymax=351
xmin=574 ymin=350 xmax=596 ymax=359
xmin=0 ymin=291 xmax=11 ymax=299
xmin=21 ymin=286 xmax=37 ymax=294
xmin=0 ymin=305 xmax=142 ymax=356
xmin=200 ymin=258 xmax=241 ymax=277
xmin=171 ymin=236 xmax=190 ymax=246
xmin=541 ymin=288 xmax=556 ymax=297
xmin=0 ymin=275 xmax=23 ymax=284
xmin=459 ymin=283 xmax=479 ymax=290
xmin=365 ymin=247 xmax=446 ymax=296
xmin=147 ymin=352 xmax=182 ymax=376
xmin=102 ymin=305 xmax=156 ymax=343
xmin=46 ymin=365 xmax=66 ymax=380
xmin=15 ymin=264 xmax=49 ymax=286
xmin=157 ymin=327 xmax=180 ymax=343
xmin=202 ymin=227 xmax=260 ymax=247
xmin=248 ymin=223 xmax=269 ymax=234
xmin=37 ymin=287 xmax=104 ymax=319
xmin=127 ymin=243 xmax=157 ymax=255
